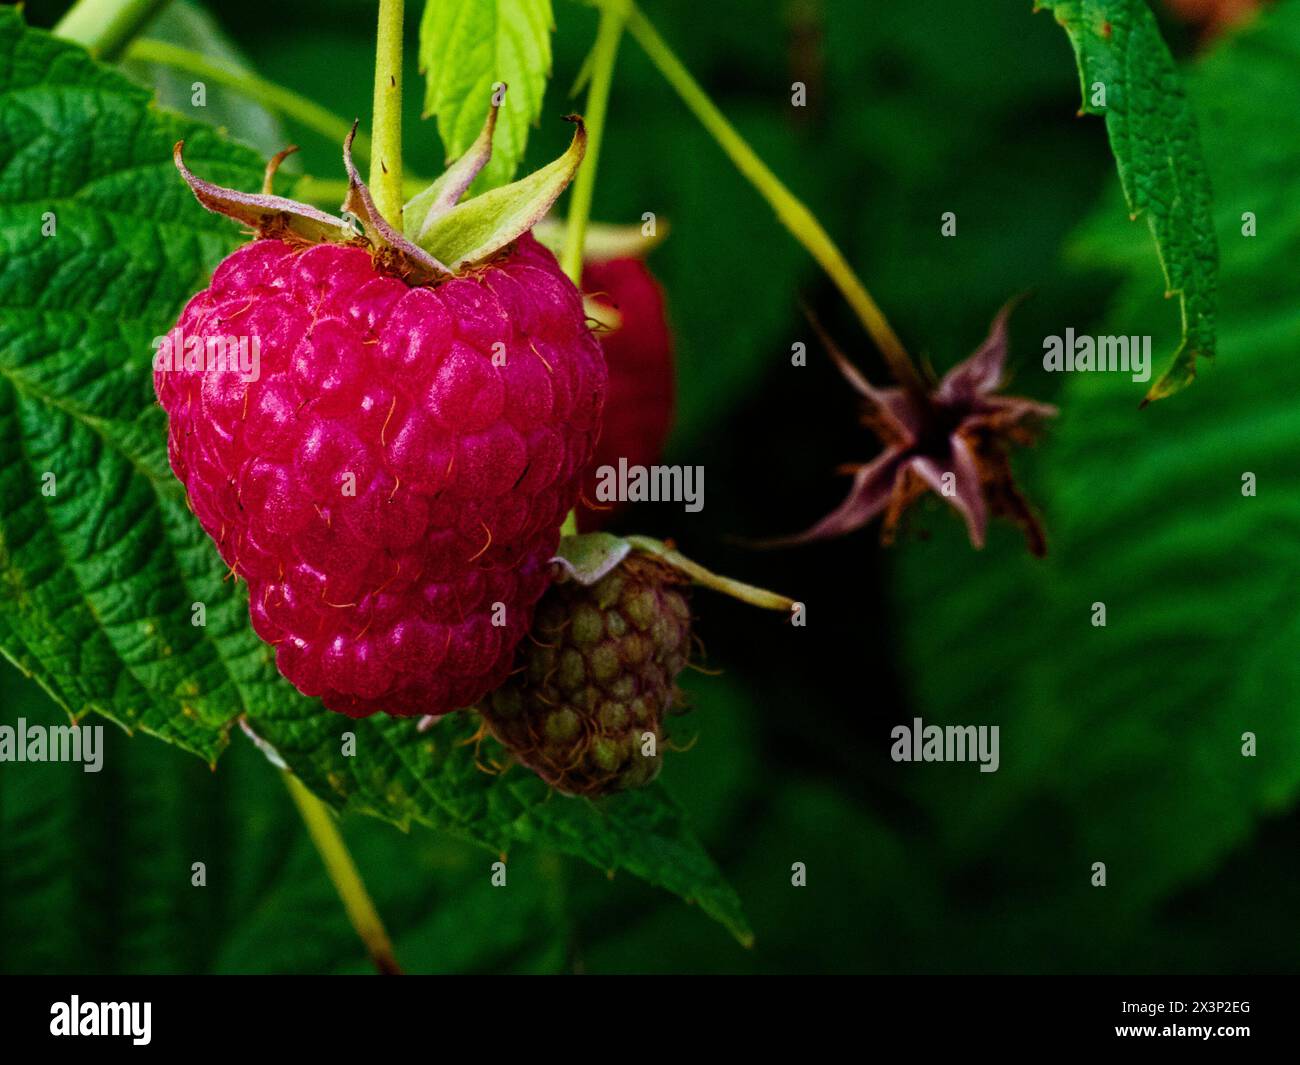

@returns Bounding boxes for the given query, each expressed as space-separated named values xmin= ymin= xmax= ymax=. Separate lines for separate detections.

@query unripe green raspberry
xmin=481 ymin=556 xmax=691 ymax=796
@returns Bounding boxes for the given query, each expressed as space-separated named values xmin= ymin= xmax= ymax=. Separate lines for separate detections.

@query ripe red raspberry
xmin=156 ymin=233 xmax=606 ymax=718
xmin=480 ymin=555 xmax=691 ymax=795
xmin=577 ymin=257 xmax=675 ymax=530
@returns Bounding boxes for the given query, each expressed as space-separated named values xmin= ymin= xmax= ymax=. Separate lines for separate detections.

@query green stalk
xmin=625 ymin=536 xmax=796 ymax=611
xmin=560 ymin=3 xmax=628 ymax=534
xmin=297 ymin=175 xmax=427 ymax=206
xmin=54 ymin=0 xmax=170 ymax=61
xmin=621 ymin=2 xmax=924 ymax=396
xmin=283 ymin=772 xmax=402 ymax=975
xmin=370 ymin=0 xmax=406 ymax=228
xmin=125 ymin=39 xmax=373 ymax=161
xmin=561 ymin=0 xmax=628 ymax=284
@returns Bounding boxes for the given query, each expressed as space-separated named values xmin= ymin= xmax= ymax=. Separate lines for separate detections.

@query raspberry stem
xmin=369 ymin=0 xmax=406 ymax=228
xmin=296 ymin=176 xmax=428 ymax=205
xmin=53 ymin=0 xmax=168 ymax=61
xmin=618 ymin=2 xmax=927 ymax=398
xmin=283 ymin=772 xmax=403 ymax=975
xmin=125 ymin=39 xmax=374 ymax=162
xmin=124 ymin=39 xmax=441 ymax=204
xmin=560 ymin=5 xmax=628 ymax=537
xmin=561 ymin=0 xmax=628 ymax=284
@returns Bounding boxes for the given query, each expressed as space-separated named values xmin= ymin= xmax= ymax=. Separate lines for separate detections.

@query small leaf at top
xmin=419 ymin=0 xmax=555 ymax=193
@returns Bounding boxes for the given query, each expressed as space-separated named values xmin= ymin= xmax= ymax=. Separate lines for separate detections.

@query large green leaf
xmin=0 ymin=8 xmax=284 ymax=763
xmin=889 ymin=0 xmax=1300 ymax=938
xmin=1040 ymin=0 xmax=1218 ymax=402
xmin=246 ymin=707 xmax=752 ymax=943
xmin=0 ymin=667 xmax=569 ymax=974
xmin=418 ymin=0 xmax=554 ymax=192
xmin=0 ymin=9 xmax=746 ymax=942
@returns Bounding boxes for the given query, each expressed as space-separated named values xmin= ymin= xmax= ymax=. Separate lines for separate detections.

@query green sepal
xmin=173 ymin=141 xmax=352 ymax=245
xmin=553 ymin=532 xmax=631 ymax=585
xmin=403 ymin=97 xmax=501 ymax=242
xmin=411 ymin=115 xmax=586 ymax=269
xmin=555 ymin=533 xmax=796 ymax=612
xmin=340 ymin=123 xmax=450 ymax=281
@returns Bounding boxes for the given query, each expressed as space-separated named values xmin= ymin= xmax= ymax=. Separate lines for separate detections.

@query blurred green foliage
xmin=4 ymin=0 xmax=1297 ymax=974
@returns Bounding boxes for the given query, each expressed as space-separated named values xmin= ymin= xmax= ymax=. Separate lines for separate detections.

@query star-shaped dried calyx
xmin=780 ymin=304 xmax=1057 ymax=556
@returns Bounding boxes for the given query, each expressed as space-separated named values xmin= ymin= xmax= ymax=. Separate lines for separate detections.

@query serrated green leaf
xmin=419 ymin=0 xmax=555 ymax=193
xmin=244 ymin=705 xmax=752 ymax=943
xmin=0 ymin=667 xmax=571 ymax=974
xmin=0 ymin=9 xmax=746 ymax=941
xmin=1040 ymin=0 xmax=1218 ymax=402
xmin=0 ymin=8 xmax=287 ymax=765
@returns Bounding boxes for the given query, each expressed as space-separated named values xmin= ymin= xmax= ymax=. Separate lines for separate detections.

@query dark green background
xmin=4 ymin=0 xmax=1295 ymax=974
